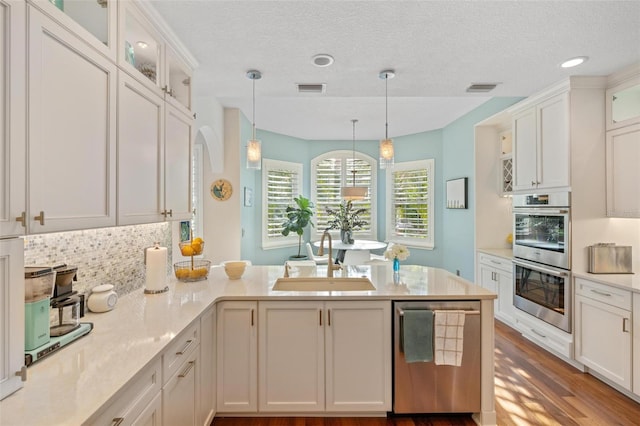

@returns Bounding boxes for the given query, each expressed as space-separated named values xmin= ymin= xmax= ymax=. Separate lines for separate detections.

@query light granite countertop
xmin=572 ymin=270 xmax=640 ymax=293
xmin=0 ymin=264 xmax=495 ymax=426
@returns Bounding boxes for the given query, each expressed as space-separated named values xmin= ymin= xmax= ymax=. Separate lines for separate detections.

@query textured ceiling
xmin=148 ymin=0 xmax=640 ymax=140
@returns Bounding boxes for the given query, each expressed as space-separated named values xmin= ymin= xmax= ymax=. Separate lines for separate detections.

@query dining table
xmin=313 ymin=239 xmax=388 ymax=264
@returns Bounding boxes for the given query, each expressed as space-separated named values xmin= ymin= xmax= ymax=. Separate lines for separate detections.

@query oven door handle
xmin=513 ymin=259 xmax=569 ymax=277
xmin=513 ymin=208 xmax=569 ymax=215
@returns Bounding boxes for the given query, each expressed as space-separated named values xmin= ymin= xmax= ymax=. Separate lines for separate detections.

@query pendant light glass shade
xmin=379 ymin=70 xmax=395 ymax=169
xmin=246 ymin=70 xmax=262 ymax=170
xmin=341 ymin=119 xmax=367 ymax=201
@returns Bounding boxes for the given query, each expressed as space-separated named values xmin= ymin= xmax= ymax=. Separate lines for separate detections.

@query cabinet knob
xmin=34 ymin=211 xmax=45 ymax=225
xmin=15 ymin=212 xmax=26 ymax=228
xmin=15 ymin=366 xmax=27 ymax=382
xmin=531 ymin=181 xmax=536 ymax=186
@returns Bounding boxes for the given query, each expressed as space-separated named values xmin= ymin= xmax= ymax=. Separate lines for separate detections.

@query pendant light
xmin=341 ymin=119 xmax=368 ymax=201
xmin=246 ymin=70 xmax=262 ymax=169
xmin=379 ymin=69 xmax=395 ymax=169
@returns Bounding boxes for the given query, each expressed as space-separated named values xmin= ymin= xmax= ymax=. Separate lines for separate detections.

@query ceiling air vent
xmin=297 ymin=83 xmax=326 ymax=94
xmin=466 ymin=83 xmax=499 ymax=93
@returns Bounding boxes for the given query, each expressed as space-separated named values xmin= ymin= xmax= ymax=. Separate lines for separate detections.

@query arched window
xmin=311 ymin=150 xmax=377 ymax=240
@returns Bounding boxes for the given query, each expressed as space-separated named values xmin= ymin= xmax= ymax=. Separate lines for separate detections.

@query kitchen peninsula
xmin=0 ymin=265 xmax=497 ymax=426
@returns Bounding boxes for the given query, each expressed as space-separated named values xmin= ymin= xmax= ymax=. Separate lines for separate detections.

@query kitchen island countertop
xmin=0 ymin=264 xmax=496 ymax=426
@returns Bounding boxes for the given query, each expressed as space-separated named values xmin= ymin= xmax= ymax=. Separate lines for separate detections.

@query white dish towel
xmin=433 ymin=310 xmax=466 ymax=366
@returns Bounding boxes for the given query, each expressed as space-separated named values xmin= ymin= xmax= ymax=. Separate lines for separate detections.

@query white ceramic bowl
xmin=223 ymin=261 xmax=247 ymax=280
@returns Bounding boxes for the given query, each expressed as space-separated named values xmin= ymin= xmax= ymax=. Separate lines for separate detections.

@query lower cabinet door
xmin=325 ymin=301 xmax=391 ymax=412
xmin=575 ymin=295 xmax=632 ymax=389
xmin=258 ymin=301 xmax=325 ymax=412
xmin=132 ymin=392 xmax=162 ymax=426
xmin=163 ymin=349 xmax=200 ymax=425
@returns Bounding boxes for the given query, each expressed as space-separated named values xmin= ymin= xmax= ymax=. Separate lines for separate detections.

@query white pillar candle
xmin=145 ymin=243 xmax=168 ymax=293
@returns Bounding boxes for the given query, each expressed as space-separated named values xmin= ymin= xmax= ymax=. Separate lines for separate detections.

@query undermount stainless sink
xmin=272 ymin=277 xmax=376 ymax=292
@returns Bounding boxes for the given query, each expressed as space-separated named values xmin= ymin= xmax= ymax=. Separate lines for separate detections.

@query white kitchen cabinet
xmin=29 ymin=0 xmax=117 ymax=62
xmin=119 ymin=1 xmax=193 ymax=116
xmin=163 ymin=348 xmax=200 ymax=426
xmin=0 ymin=0 xmax=26 ymax=238
xmin=575 ymin=278 xmax=632 ymax=390
xmin=477 ymin=253 xmax=515 ymax=326
xmin=117 ymin=71 xmax=193 ymax=225
xmin=324 ymin=301 xmax=391 ymax=412
xmin=117 ymin=71 xmax=165 ymax=225
xmin=606 ymin=123 xmax=640 ymax=217
xmin=199 ymin=306 xmax=216 ymax=425
xmin=87 ymin=358 xmax=163 ymax=426
xmin=633 ymin=293 xmax=640 ymax=397
xmin=164 ymin=104 xmax=193 ymax=221
xmin=513 ymin=92 xmax=569 ymax=192
xmin=258 ymin=300 xmax=391 ymax=413
xmin=216 ymin=301 xmax=258 ymax=413
xmin=258 ymin=301 xmax=325 ymax=412
xmin=606 ymin=73 xmax=640 ymax=131
xmin=0 ymin=238 xmax=25 ymax=401
xmin=27 ymin=5 xmax=117 ymax=233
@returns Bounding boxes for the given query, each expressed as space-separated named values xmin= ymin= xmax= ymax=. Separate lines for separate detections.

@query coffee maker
xmin=24 ymin=264 xmax=93 ymax=366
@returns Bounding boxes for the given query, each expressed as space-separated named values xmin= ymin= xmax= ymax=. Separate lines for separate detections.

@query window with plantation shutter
xmin=262 ymin=159 xmax=303 ymax=249
xmin=386 ymin=159 xmax=434 ymax=248
xmin=311 ymin=150 xmax=377 ymax=240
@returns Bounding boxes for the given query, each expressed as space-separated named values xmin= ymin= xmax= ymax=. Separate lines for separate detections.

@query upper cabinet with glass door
xmin=119 ymin=1 xmax=193 ymax=114
xmin=30 ymin=0 xmax=117 ymax=61
xmin=606 ymin=73 xmax=640 ymax=131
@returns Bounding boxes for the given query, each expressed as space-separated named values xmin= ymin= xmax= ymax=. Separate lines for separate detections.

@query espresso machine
xmin=24 ymin=264 xmax=93 ymax=366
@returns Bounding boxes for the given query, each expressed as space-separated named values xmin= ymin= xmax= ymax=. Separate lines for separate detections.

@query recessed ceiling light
xmin=136 ymin=41 xmax=148 ymax=49
xmin=560 ymin=56 xmax=588 ymax=68
xmin=312 ymin=54 xmax=334 ymax=67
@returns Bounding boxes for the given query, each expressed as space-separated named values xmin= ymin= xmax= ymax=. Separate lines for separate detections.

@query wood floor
xmin=213 ymin=320 xmax=640 ymax=425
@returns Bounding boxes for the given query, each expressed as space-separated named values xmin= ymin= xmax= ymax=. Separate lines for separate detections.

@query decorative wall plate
xmin=211 ymin=179 xmax=232 ymax=201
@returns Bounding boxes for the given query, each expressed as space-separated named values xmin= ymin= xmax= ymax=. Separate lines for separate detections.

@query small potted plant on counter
xmin=281 ymin=195 xmax=315 ymax=260
xmin=325 ymin=200 xmax=368 ymax=244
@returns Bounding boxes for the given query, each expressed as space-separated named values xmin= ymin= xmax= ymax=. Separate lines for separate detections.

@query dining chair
xmin=305 ymin=242 xmax=329 ymax=264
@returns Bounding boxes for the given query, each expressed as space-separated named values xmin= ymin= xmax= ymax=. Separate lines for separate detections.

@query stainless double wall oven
xmin=512 ymin=192 xmax=572 ymax=332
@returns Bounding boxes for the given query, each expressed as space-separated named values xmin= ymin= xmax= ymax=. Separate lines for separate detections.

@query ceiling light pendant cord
xmin=385 ymin=73 xmax=389 ymax=140
xmin=252 ymin=76 xmax=256 ymax=140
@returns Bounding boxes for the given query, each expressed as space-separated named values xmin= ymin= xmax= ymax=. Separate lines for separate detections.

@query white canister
xmin=87 ymin=284 xmax=118 ymax=313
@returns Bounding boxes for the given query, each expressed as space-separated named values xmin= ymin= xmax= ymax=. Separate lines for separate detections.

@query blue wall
xmin=240 ymin=97 xmax=523 ymax=274
xmin=441 ymin=98 xmax=523 ymax=280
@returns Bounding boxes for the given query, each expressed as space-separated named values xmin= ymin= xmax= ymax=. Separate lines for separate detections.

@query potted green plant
xmin=281 ymin=195 xmax=315 ymax=259
xmin=325 ymin=200 xmax=368 ymax=244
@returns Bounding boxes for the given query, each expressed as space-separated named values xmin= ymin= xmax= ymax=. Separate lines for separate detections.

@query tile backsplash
xmin=24 ymin=223 xmax=172 ymax=299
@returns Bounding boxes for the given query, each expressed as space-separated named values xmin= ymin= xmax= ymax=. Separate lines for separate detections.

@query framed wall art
xmin=244 ymin=187 xmax=253 ymax=207
xmin=446 ymin=177 xmax=468 ymax=209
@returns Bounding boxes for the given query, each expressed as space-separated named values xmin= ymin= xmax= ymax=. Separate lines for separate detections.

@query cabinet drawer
xmin=163 ymin=321 xmax=200 ymax=384
xmin=478 ymin=253 xmax=512 ymax=273
xmin=575 ymin=278 xmax=631 ymax=311
xmin=87 ymin=358 xmax=162 ymax=426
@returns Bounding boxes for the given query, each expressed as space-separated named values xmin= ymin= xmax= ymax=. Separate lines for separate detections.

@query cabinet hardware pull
xmin=251 ymin=309 xmax=254 ymax=326
xmin=34 ymin=211 xmax=45 ymax=225
xmin=178 ymin=361 xmax=195 ymax=378
xmin=176 ymin=339 xmax=194 ymax=356
xmin=623 ymin=318 xmax=630 ymax=333
xmin=15 ymin=212 xmax=26 ymax=227
xmin=319 ymin=310 xmax=322 ymax=326
xmin=531 ymin=181 xmax=536 ymax=186
xmin=168 ymin=209 xmax=173 ymax=217
xmin=531 ymin=329 xmax=547 ymax=339
xmin=328 ymin=309 xmax=331 ymax=326
xmin=490 ymin=260 xmax=501 ymax=265
xmin=162 ymin=85 xmax=169 ymax=94
xmin=14 ymin=366 xmax=27 ymax=382
xmin=590 ymin=289 xmax=612 ymax=297
xmin=111 ymin=418 xmax=124 ymax=426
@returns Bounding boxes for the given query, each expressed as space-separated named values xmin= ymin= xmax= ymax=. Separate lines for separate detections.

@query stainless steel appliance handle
xmin=513 ymin=208 xmax=569 ymax=215
xmin=512 ymin=259 xmax=569 ymax=277
xmin=397 ymin=307 xmax=480 ymax=316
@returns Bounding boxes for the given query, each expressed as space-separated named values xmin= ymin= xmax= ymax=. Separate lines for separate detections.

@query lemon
xmin=181 ymin=245 xmax=194 ymax=256
xmin=190 ymin=242 xmax=202 ymax=254
xmin=193 ymin=237 xmax=204 ymax=244
xmin=175 ymin=269 xmax=189 ymax=279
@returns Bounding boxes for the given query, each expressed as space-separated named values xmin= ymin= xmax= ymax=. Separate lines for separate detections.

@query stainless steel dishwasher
xmin=393 ymin=300 xmax=481 ymax=414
